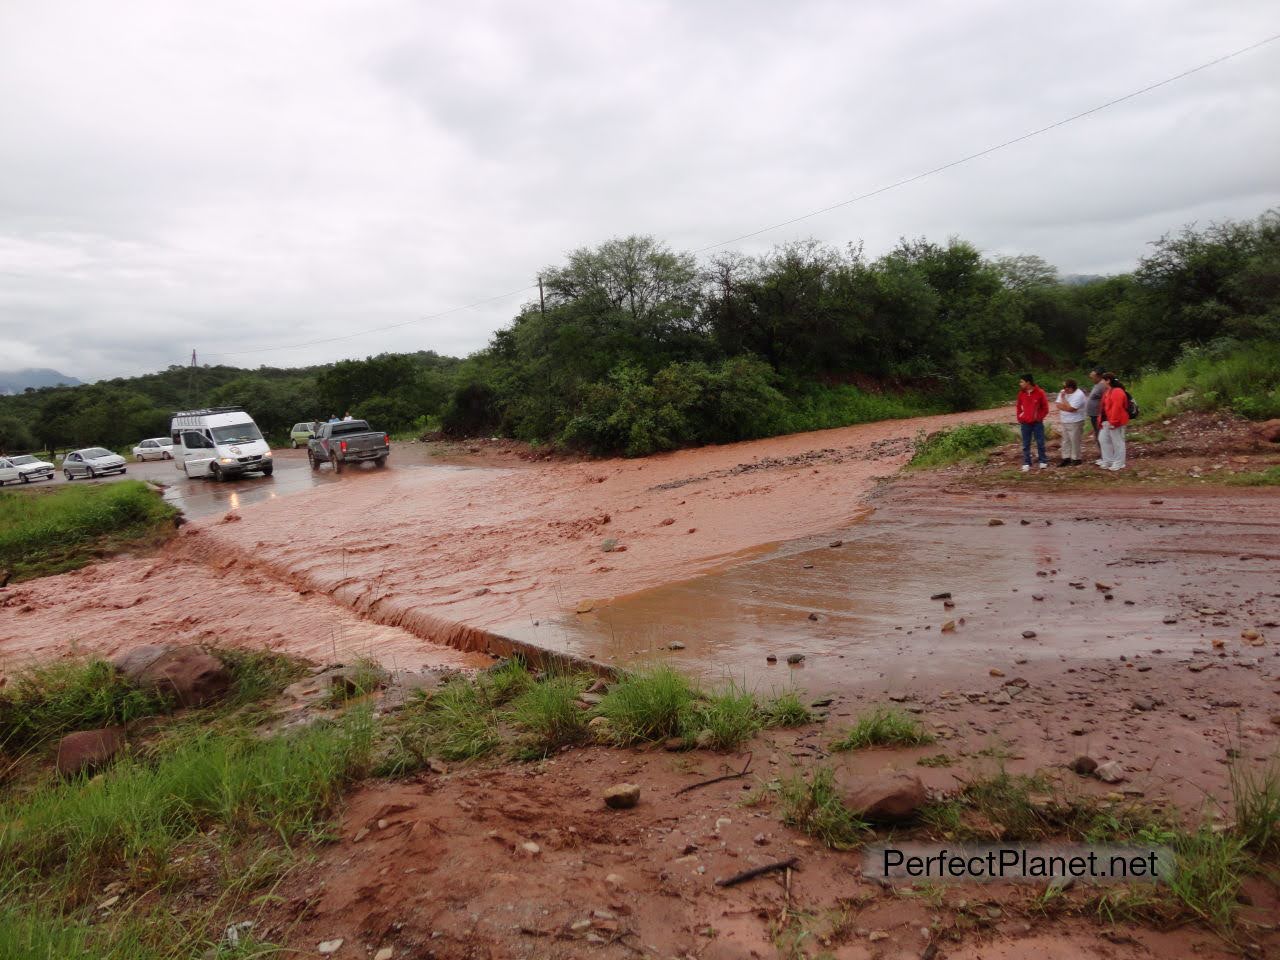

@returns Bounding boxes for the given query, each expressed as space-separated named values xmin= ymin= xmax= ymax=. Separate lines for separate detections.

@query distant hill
xmin=1061 ymin=273 xmax=1107 ymax=287
xmin=0 ymin=368 xmax=83 ymax=395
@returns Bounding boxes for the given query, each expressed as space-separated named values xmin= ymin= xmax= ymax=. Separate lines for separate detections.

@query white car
xmin=63 ymin=447 xmax=128 ymax=480
xmin=132 ymin=437 xmax=175 ymax=461
xmin=0 ymin=454 xmax=56 ymax=484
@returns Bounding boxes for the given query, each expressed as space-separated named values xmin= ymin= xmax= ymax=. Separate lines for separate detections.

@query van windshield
xmin=211 ymin=422 xmax=263 ymax=444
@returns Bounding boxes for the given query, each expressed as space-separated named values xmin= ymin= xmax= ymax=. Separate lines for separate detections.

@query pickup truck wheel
xmin=374 ymin=457 xmax=386 ymax=468
xmin=307 ymin=450 xmax=320 ymax=471
xmin=330 ymin=452 xmax=343 ymax=474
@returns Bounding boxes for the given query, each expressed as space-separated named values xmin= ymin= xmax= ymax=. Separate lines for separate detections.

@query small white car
xmin=63 ymin=447 xmax=128 ymax=480
xmin=0 ymin=454 xmax=56 ymax=484
xmin=132 ymin=437 xmax=175 ymax=461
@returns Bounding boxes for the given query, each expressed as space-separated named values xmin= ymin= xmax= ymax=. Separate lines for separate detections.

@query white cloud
xmin=0 ymin=0 xmax=1277 ymax=379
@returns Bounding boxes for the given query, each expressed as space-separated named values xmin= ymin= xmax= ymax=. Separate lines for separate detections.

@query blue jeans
xmin=1020 ymin=421 xmax=1046 ymax=466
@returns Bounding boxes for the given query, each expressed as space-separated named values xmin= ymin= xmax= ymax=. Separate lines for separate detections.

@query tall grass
xmin=596 ymin=665 xmax=697 ymax=745
xmin=908 ymin=423 xmax=1015 ymax=469
xmin=1129 ymin=339 xmax=1280 ymax=420
xmin=0 ymin=481 xmax=176 ymax=580
xmin=778 ymin=767 xmax=867 ymax=849
xmin=0 ymin=709 xmax=375 ymax=897
xmin=509 ymin=675 xmax=590 ymax=755
xmin=0 ymin=659 xmax=167 ymax=752
xmin=777 ymin=384 xmax=941 ymax=434
xmin=685 ymin=682 xmax=761 ymax=750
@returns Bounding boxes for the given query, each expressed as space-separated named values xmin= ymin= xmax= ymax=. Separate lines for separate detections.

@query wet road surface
xmin=22 ymin=447 xmax=465 ymax=521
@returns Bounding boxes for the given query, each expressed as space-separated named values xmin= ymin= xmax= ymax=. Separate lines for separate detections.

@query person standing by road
xmin=1085 ymin=367 xmax=1107 ymax=453
xmin=1097 ymin=374 xmax=1131 ymax=471
xmin=1054 ymin=378 xmax=1088 ymax=466
xmin=1016 ymin=374 xmax=1050 ymax=473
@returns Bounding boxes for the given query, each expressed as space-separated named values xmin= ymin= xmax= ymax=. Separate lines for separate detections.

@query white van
xmin=170 ymin=407 xmax=274 ymax=481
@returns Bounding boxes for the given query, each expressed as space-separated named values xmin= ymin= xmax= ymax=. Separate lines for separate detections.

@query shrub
xmin=908 ymin=423 xmax=1014 ymax=469
xmin=509 ymin=675 xmax=589 ymax=754
xmin=759 ymin=690 xmax=813 ymax=728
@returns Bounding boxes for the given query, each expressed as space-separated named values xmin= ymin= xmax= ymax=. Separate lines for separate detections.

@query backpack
xmin=1126 ymin=394 xmax=1140 ymax=419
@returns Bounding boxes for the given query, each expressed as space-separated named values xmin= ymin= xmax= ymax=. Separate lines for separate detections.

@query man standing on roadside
xmin=1054 ymin=378 xmax=1088 ymax=466
xmin=1085 ymin=367 xmax=1107 ymax=452
xmin=1016 ymin=374 xmax=1050 ymax=473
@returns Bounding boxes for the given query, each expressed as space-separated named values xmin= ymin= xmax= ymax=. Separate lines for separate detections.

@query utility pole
xmin=538 ymin=275 xmax=545 ymax=317
xmin=188 ymin=349 xmax=198 ymax=408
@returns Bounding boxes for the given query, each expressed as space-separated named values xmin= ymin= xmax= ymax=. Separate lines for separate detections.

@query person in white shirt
xmin=1054 ymin=378 xmax=1088 ymax=466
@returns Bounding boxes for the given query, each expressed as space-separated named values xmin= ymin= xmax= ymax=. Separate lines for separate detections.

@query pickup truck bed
xmin=307 ymin=420 xmax=389 ymax=473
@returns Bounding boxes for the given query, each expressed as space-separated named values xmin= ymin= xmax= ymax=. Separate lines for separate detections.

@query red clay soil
xmin=254 ymin=732 xmax=1279 ymax=960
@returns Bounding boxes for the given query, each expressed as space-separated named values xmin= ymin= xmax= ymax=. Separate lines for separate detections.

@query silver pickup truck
xmin=307 ymin=420 xmax=390 ymax=473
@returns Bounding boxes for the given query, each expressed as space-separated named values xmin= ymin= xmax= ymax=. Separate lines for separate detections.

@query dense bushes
xmin=1130 ymin=339 xmax=1280 ymax=420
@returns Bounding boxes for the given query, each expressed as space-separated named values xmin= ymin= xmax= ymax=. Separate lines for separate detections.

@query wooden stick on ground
xmin=715 ymin=856 xmax=799 ymax=888
xmin=674 ymin=753 xmax=752 ymax=796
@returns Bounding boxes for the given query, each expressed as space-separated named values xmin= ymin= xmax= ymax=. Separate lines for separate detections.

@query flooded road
xmin=37 ymin=446 xmax=481 ymax=521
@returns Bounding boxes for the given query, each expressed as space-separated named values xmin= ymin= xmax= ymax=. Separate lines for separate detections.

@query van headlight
xmin=262 ymin=450 xmax=273 ymax=458
xmin=219 ymin=457 xmax=234 ymax=464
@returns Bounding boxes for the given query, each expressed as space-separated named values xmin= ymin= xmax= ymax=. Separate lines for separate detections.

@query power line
xmin=204 ymin=30 xmax=1280 ymax=360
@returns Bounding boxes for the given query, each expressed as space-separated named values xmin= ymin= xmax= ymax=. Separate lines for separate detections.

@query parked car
xmin=0 ymin=454 xmax=56 ymax=484
xmin=307 ymin=420 xmax=389 ymax=473
xmin=289 ymin=422 xmax=317 ymax=448
xmin=171 ymin=407 xmax=273 ymax=481
xmin=132 ymin=437 xmax=175 ymax=461
xmin=63 ymin=447 xmax=128 ymax=480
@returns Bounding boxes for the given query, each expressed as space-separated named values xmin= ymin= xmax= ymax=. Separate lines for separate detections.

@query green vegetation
xmin=684 ymin=682 xmax=762 ymax=750
xmin=759 ymin=689 xmax=813 ymax=728
xmin=0 ymin=659 xmax=166 ymax=753
xmin=0 ymin=481 xmax=176 ymax=580
xmin=2 ymin=210 xmax=1275 ymax=458
xmin=830 ymin=706 xmax=934 ymax=750
xmin=509 ymin=674 xmax=591 ymax=755
xmin=908 ymin=422 xmax=1016 ymax=469
xmin=595 ymin=665 xmax=698 ymax=745
xmin=778 ymin=766 xmax=867 ymax=849
xmin=1129 ymin=339 xmax=1280 ymax=420
xmin=1230 ymin=759 xmax=1280 ymax=856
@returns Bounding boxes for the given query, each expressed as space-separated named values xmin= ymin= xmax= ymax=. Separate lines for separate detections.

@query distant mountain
xmin=1061 ymin=273 xmax=1107 ymax=287
xmin=0 ymin=368 xmax=83 ymax=395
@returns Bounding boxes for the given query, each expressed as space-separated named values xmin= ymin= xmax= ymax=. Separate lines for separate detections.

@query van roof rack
xmin=171 ymin=407 xmax=244 ymax=417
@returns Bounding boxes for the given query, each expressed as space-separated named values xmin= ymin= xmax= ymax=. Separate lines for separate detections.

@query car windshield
xmin=211 ymin=422 xmax=263 ymax=444
xmin=148 ymin=438 xmax=169 ymax=445
xmin=82 ymin=448 xmax=113 ymax=458
xmin=10 ymin=455 xmax=36 ymax=465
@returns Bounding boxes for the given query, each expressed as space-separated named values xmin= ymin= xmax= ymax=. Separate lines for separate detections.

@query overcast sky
xmin=1 ymin=1 xmax=1277 ymax=381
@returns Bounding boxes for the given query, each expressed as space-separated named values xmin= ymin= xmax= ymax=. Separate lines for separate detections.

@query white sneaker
xmin=1020 ymin=464 xmax=1030 ymax=473
xmin=1109 ymin=464 xmax=1125 ymax=471
xmin=1094 ymin=459 xmax=1105 ymax=466
xmin=1038 ymin=462 xmax=1049 ymax=470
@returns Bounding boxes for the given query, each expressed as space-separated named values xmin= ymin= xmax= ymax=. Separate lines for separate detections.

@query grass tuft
xmin=759 ymin=689 xmax=813 ymax=728
xmin=830 ymin=706 xmax=933 ymax=751
xmin=685 ymin=682 xmax=761 ymax=750
xmin=778 ymin=767 xmax=866 ymax=849
xmin=509 ymin=675 xmax=589 ymax=755
xmin=596 ymin=665 xmax=697 ymax=745
xmin=1230 ymin=758 xmax=1280 ymax=856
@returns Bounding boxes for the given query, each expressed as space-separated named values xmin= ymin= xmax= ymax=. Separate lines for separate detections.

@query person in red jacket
xmin=1015 ymin=373 xmax=1050 ymax=473
xmin=1097 ymin=373 xmax=1131 ymax=471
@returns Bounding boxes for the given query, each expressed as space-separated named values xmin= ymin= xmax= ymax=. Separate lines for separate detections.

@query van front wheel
xmin=211 ymin=464 xmax=224 ymax=482
xmin=261 ymin=463 xmax=274 ymax=477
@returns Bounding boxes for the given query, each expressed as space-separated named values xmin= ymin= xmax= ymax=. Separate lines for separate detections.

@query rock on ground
xmin=114 ymin=644 xmax=230 ymax=708
xmin=55 ymin=727 xmax=125 ymax=777
xmin=837 ymin=771 xmax=927 ymax=822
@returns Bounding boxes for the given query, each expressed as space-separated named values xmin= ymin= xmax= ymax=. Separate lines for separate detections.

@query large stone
xmin=603 ymin=783 xmax=641 ymax=810
xmin=56 ymin=727 xmax=125 ymax=777
xmin=115 ymin=644 xmax=230 ymax=707
xmin=837 ymin=771 xmax=927 ymax=823
xmin=1255 ymin=419 xmax=1280 ymax=444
